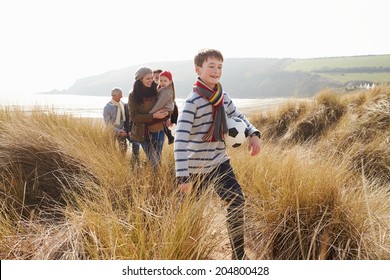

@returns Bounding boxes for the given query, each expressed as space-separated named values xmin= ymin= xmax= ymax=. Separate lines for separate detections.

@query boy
xmin=174 ymin=49 xmax=261 ymax=260
xmin=153 ymin=69 xmax=163 ymax=85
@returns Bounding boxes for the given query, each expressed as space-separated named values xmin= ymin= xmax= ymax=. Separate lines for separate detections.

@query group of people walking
xmin=103 ymin=67 xmax=176 ymax=168
xmin=103 ymin=48 xmax=261 ymax=260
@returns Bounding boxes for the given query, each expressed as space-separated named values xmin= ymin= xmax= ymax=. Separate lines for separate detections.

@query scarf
xmin=133 ymin=80 xmax=158 ymax=104
xmin=193 ymin=78 xmax=228 ymax=142
xmin=110 ymin=99 xmax=125 ymax=127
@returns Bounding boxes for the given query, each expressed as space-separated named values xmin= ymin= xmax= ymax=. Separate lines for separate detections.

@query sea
xmin=0 ymin=93 xmax=295 ymax=118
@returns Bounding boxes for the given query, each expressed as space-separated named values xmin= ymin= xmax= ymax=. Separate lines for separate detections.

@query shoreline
xmin=2 ymin=96 xmax=311 ymax=121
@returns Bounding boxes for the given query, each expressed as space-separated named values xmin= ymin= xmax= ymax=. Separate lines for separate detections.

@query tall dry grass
xmin=0 ymin=106 xmax=220 ymax=259
xmin=230 ymin=145 xmax=390 ymax=259
xmin=1 ymin=87 xmax=390 ymax=260
xmin=246 ymin=86 xmax=390 ymax=259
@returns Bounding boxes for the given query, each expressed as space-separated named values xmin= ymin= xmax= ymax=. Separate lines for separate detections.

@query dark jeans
xmin=126 ymin=134 xmax=141 ymax=165
xmin=191 ymin=160 xmax=246 ymax=260
xmin=130 ymin=141 xmax=141 ymax=165
xmin=117 ymin=135 xmax=128 ymax=156
xmin=141 ymin=130 xmax=165 ymax=169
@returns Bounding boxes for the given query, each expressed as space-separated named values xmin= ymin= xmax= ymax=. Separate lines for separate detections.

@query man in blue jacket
xmin=103 ymin=88 xmax=140 ymax=164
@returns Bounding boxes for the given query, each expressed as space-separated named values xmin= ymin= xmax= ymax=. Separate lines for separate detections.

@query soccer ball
xmin=225 ymin=117 xmax=248 ymax=148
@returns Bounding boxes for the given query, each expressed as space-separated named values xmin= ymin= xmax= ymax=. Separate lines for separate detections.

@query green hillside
xmin=285 ymin=55 xmax=390 ymax=83
xmin=320 ymin=73 xmax=390 ymax=83
xmin=285 ymin=55 xmax=390 ymax=71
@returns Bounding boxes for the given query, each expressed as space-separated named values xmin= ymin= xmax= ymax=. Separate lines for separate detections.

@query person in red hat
xmin=149 ymin=70 xmax=176 ymax=144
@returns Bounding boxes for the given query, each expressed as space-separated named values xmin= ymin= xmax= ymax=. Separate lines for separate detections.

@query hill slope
xmin=285 ymin=54 xmax=390 ymax=85
xmin=41 ymin=55 xmax=390 ymax=98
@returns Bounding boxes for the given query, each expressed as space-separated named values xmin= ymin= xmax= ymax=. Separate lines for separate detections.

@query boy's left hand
xmin=248 ymin=135 xmax=261 ymax=156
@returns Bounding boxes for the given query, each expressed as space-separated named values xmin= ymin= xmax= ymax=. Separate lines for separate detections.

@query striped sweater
xmin=174 ymin=90 xmax=260 ymax=179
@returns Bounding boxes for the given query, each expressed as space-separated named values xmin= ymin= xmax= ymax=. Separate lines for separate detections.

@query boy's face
xmin=195 ymin=57 xmax=223 ymax=89
xmin=153 ymin=73 xmax=160 ymax=84
xmin=159 ymin=76 xmax=171 ymax=88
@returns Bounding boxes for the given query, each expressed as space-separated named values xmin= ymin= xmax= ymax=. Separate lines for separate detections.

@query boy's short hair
xmin=194 ymin=48 xmax=224 ymax=67
xmin=153 ymin=69 xmax=163 ymax=74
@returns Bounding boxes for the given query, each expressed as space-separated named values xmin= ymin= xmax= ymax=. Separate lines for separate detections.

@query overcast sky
xmin=0 ymin=0 xmax=388 ymax=96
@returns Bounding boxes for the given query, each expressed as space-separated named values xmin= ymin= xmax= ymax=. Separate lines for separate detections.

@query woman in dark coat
xmin=128 ymin=67 xmax=168 ymax=168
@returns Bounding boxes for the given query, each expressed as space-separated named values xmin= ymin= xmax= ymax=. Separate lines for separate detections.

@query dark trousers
xmin=130 ymin=141 xmax=141 ymax=166
xmin=191 ymin=160 xmax=246 ymax=260
xmin=126 ymin=136 xmax=141 ymax=166
xmin=117 ymin=135 xmax=128 ymax=156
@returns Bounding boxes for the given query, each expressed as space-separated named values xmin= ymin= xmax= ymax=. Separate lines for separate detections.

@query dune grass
xmin=1 ymin=87 xmax=390 ymax=259
xmin=0 ymin=106 xmax=219 ymax=259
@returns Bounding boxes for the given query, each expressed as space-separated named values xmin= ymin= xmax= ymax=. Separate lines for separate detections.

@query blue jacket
xmin=103 ymin=101 xmax=127 ymax=135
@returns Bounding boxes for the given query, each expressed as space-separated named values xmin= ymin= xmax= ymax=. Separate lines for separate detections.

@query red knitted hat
xmin=159 ymin=71 xmax=172 ymax=81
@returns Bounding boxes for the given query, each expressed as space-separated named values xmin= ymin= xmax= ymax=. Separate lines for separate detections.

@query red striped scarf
xmin=193 ymin=78 xmax=228 ymax=142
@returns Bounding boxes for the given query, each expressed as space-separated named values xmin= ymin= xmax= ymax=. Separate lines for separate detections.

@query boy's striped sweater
xmin=174 ymin=90 xmax=260 ymax=180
